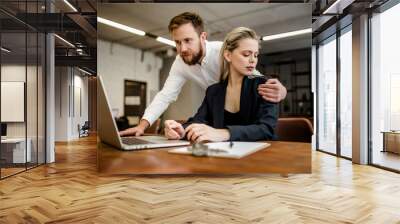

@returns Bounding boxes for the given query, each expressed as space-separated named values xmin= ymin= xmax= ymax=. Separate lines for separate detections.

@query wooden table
xmin=97 ymin=140 xmax=311 ymax=174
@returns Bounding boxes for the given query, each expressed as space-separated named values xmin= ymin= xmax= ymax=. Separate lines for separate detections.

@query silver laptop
xmin=97 ymin=76 xmax=190 ymax=150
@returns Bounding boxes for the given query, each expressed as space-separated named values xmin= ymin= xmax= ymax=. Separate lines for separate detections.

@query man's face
xmin=172 ymin=23 xmax=206 ymax=65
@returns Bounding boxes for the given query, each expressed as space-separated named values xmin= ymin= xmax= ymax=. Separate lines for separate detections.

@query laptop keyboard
xmin=121 ymin=137 xmax=151 ymax=145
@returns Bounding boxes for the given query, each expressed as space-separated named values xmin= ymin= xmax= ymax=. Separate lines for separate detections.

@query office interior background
xmin=97 ymin=3 xmax=311 ymax=129
xmin=0 ymin=0 xmax=97 ymax=179
xmin=0 ymin=0 xmax=399 ymax=177
xmin=0 ymin=0 xmax=400 ymax=222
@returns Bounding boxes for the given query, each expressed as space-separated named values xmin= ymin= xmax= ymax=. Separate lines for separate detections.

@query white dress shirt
xmin=142 ymin=41 xmax=223 ymax=125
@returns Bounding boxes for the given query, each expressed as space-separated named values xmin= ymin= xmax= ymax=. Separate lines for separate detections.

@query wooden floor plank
xmin=0 ymin=135 xmax=399 ymax=223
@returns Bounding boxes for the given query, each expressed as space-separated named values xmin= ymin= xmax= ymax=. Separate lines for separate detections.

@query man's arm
xmin=120 ymin=63 xmax=187 ymax=136
xmin=257 ymin=79 xmax=287 ymax=103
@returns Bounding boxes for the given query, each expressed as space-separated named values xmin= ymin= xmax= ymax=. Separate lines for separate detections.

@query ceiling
xmin=98 ymin=3 xmax=312 ymax=55
xmin=0 ymin=0 xmax=97 ymax=72
xmin=0 ymin=0 xmax=96 ymax=14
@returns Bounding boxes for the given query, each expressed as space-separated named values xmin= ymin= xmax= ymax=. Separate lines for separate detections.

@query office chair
xmin=275 ymin=117 xmax=313 ymax=142
xmin=79 ymin=121 xmax=90 ymax=138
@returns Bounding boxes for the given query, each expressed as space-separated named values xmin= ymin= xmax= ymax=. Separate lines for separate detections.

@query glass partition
xmin=38 ymin=32 xmax=45 ymax=165
xmin=27 ymin=31 xmax=38 ymax=169
xmin=1 ymin=31 xmax=28 ymax=177
xmin=0 ymin=1 xmax=46 ymax=179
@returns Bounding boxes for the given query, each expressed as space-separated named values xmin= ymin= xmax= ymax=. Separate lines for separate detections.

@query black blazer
xmin=183 ymin=77 xmax=278 ymax=141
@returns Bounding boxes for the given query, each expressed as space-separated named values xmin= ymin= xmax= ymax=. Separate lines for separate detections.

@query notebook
xmin=168 ymin=142 xmax=270 ymax=159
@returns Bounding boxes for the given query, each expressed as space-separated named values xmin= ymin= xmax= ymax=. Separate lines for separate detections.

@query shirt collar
xmin=199 ymin=40 xmax=210 ymax=66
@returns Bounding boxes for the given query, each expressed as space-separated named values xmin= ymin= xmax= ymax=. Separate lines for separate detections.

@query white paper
xmin=168 ymin=142 xmax=270 ymax=159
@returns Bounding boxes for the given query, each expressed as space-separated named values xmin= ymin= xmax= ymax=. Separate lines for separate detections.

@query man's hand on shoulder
xmin=257 ymin=78 xmax=287 ymax=103
xmin=119 ymin=119 xmax=149 ymax=136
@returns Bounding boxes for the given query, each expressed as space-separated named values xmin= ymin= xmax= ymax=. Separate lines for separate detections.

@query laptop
xmin=97 ymin=76 xmax=190 ymax=150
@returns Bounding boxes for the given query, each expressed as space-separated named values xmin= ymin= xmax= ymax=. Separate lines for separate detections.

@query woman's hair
xmin=219 ymin=27 xmax=259 ymax=82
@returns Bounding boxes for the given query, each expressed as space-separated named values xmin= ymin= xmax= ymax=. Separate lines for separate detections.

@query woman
xmin=164 ymin=27 xmax=278 ymax=142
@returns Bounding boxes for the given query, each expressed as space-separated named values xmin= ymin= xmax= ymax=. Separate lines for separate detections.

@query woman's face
xmin=225 ymin=38 xmax=259 ymax=76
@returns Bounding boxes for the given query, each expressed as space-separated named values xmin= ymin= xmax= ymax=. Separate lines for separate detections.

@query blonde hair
xmin=219 ymin=27 xmax=259 ymax=82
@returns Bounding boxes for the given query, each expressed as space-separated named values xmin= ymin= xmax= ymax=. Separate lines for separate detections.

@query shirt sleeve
xmin=142 ymin=59 xmax=187 ymax=125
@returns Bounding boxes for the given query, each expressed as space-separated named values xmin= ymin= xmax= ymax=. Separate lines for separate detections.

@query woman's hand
xmin=164 ymin=120 xmax=185 ymax=140
xmin=185 ymin=123 xmax=230 ymax=142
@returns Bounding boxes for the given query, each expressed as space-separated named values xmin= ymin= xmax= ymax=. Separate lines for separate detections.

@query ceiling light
xmin=78 ymin=67 xmax=93 ymax=76
xmin=54 ymin=34 xmax=75 ymax=48
xmin=1 ymin=47 xmax=11 ymax=53
xmin=262 ymin=28 xmax=312 ymax=41
xmin=97 ymin=17 xmax=145 ymax=36
xmin=156 ymin=37 xmax=176 ymax=47
xmin=323 ymin=0 xmax=343 ymax=15
xmin=76 ymin=49 xmax=84 ymax=55
xmin=63 ymin=0 xmax=78 ymax=12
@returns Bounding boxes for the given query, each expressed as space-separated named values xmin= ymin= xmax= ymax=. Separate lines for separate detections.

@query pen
xmin=229 ymin=141 xmax=233 ymax=148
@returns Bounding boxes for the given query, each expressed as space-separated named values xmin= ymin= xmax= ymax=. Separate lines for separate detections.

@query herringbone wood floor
xmin=1 ymin=136 xmax=400 ymax=224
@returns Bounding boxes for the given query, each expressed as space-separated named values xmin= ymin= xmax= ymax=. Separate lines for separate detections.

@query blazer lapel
xmin=239 ymin=77 xmax=251 ymax=123
xmin=213 ymin=81 xmax=227 ymax=128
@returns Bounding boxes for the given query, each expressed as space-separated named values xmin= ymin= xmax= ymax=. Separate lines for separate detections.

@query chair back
xmin=82 ymin=121 xmax=90 ymax=130
xmin=275 ymin=117 xmax=313 ymax=142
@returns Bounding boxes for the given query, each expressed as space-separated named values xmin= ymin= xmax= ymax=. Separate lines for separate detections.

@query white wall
xmin=1 ymin=65 xmax=37 ymax=137
xmin=71 ymin=74 xmax=89 ymax=138
xmin=159 ymin=57 xmax=205 ymax=122
xmin=55 ymin=67 xmax=69 ymax=141
xmin=54 ymin=67 xmax=89 ymax=141
xmin=97 ymin=39 xmax=162 ymax=118
xmin=1 ymin=64 xmax=46 ymax=164
xmin=163 ymin=80 xmax=205 ymax=121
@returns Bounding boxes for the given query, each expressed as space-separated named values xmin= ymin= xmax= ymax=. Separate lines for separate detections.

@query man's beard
xmin=181 ymin=44 xmax=203 ymax=65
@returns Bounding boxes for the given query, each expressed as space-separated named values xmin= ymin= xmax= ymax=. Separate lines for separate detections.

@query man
xmin=120 ymin=12 xmax=287 ymax=136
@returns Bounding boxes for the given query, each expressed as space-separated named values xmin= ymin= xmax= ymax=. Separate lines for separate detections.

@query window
xmin=370 ymin=2 xmax=400 ymax=171
xmin=317 ymin=35 xmax=337 ymax=154
xmin=339 ymin=26 xmax=352 ymax=158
